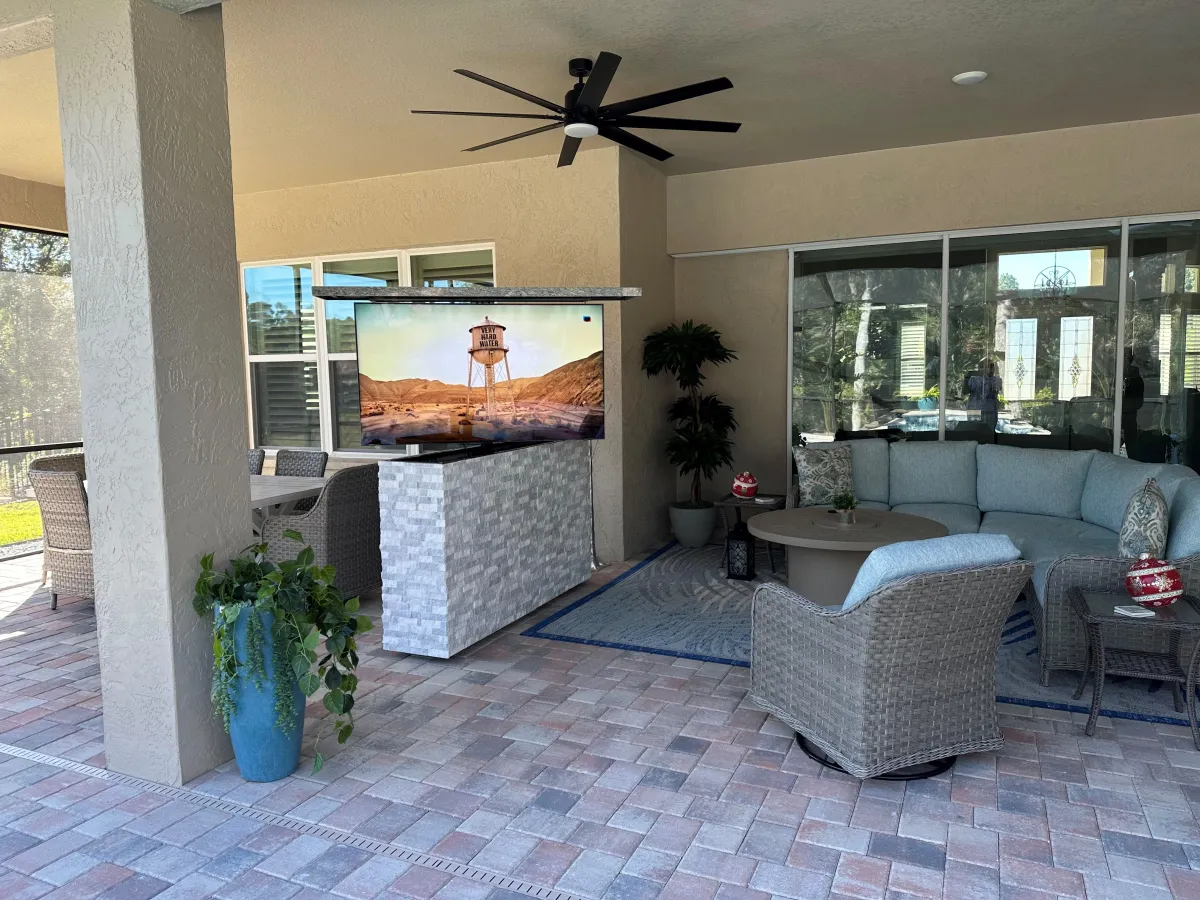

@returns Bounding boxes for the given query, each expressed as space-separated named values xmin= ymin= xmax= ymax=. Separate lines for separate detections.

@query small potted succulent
xmin=831 ymin=490 xmax=858 ymax=525
xmin=193 ymin=533 xmax=372 ymax=781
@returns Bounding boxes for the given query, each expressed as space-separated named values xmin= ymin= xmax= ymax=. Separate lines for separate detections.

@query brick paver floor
xmin=2 ymin=550 xmax=1200 ymax=899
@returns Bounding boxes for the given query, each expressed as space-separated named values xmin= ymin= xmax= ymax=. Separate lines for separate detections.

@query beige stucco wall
xmin=233 ymin=147 xmax=644 ymax=560
xmin=667 ymin=113 xmax=1200 ymax=255
xmin=617 ymin=151 xmax=675 ymax=553
xmin=0 ymin=172 xmax=65 ymax=231
xmin=674 ymin=252 xmax=791 ymax=501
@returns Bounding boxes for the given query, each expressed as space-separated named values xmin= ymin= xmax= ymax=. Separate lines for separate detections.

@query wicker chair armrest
xmin=261 ymin=510 xmax=323 ymax=562
xmin=752 ymin=582 xmax=863 ymax=680
xmin=1044 ymin=553 xmax=1200 ymax=596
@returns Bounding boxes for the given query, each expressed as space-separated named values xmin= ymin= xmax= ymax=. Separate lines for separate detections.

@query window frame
xmin=240 ymin=241 xmax=497 ymax=458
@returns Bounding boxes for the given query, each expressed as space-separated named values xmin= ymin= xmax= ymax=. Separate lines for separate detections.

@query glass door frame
xmin=784 ymin=212 xmax=1200 ymax=498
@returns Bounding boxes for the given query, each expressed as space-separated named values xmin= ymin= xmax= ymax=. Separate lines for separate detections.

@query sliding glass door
xmin=946 ymin=227 xmax=1120 ymax=449
xmin=792 ymin=241 xmax=942 ymax=443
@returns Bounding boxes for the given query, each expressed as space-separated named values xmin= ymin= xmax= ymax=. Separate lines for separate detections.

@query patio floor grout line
xmin=0 ymin=739 xmax=588 ymax=900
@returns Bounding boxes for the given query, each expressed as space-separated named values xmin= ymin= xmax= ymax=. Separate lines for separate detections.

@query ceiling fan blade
xmin=598 ymin=125 xmax=673 ymax=162
xmin=600 ymin=77 xmax=733 ymax=117
xmin=412 ymin=109 xmax=562 ymax=121
xmin=557 ymin=136 xmax=582 ymax=168
xmin=611 ymin=115 xmax=740 ymax=132
xmin=463 ymin=122 xmax=561 ymax=153
xmin=454 ymin=68 xmax=566 ymax=114
xmin=573 ymin=51 xmax=621 ymax=114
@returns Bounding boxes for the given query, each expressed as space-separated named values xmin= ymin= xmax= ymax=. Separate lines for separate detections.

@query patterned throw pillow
xmin=793 ymin=443 xmax=854 ymax=507
xmin=1118 ymin=477 xmax=1168 ymax=558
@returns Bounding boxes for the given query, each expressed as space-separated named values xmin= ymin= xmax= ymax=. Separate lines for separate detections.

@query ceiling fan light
xmin=564 ymin=121 xmax=599 ymax=139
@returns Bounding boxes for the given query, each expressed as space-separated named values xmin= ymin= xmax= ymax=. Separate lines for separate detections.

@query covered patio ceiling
xmin=2 ymin=0 xmax=1200 ymax=192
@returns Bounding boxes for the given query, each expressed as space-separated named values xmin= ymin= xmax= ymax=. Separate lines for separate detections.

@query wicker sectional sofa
xmin=809 ymin=439 xmax=1200 ymax=685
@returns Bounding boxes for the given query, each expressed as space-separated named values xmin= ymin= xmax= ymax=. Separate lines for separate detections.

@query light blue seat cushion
xmin=1166 ymin=477 xmax=1200 ymax=560
xmin=842 ymin=439 xmax=890 ymax=505
xmin=976 ymin=445 xmax=1095 ymax=519
xmin=889 ymin=440 xmax=977 ymax=507
xmin=1080 ymin=454 xmax=1163 ymax=532
xmin=979 ymin=511 xmax=1118 ymax=604
xmin=857 ymin=500 xmax=890 ymax=511
xmin=842 ymin=533 xmax=1020 ymax=611
xmin=891 ymin=503 xmax=981 ymax=535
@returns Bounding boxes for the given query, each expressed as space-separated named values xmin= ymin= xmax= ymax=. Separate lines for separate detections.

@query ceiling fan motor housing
xmin=568 ymin=57 xmax=594 ymax=79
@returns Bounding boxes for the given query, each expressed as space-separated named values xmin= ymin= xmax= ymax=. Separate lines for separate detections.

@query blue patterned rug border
xmin=523 ymin=543 xmax=1193 ymax=727
xmin=523 ymin=541 xmax=752 ymax=668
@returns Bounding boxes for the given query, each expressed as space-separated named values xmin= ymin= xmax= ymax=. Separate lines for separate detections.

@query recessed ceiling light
xmin=952 ymin=71 xmax=988 ymax=86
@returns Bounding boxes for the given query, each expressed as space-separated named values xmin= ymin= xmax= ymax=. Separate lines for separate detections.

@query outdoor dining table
xmin=250 ymin=474 xmax=326 ymax=509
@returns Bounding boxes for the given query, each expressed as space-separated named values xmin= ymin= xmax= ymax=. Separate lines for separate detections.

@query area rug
xmin=524 ymin=542 xmax=1197 ymax=727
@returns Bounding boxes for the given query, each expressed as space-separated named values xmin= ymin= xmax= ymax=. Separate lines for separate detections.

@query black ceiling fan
xmin=412 ymin=52 xmax=740 ymax=167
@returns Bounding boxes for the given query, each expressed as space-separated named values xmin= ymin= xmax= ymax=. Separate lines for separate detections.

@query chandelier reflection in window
xmin=1035 ymin=265 xmax=1077 ymax=298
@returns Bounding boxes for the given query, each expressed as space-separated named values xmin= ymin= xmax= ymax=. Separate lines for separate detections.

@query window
xmin=242 ymin=245 xmax=495 ymax=453
xmin=1186 ymin=316 xmax=1200 ymax=389
xmin=1004 ymin=319 xmax=1038 ymax=402
xmin=997 ymin=247 xmax=1106 ymax=292
xmin=1058 ymin=316 xmax=1094 ymax=400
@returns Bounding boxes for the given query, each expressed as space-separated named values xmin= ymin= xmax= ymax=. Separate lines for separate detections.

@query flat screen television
xmin=354 ymin=302 xmax=604 ymax=444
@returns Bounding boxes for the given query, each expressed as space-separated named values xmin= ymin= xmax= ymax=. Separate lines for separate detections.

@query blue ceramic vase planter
xmin=225 ymin=606 xmax=305 ymax=782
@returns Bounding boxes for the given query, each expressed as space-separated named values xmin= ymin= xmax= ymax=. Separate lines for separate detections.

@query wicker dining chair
xmin=261 ymin=463 xmax=381 ymax=600
xmin=273 ymin=449 xmax=329 ymax=512
xmin=750 ymin=561 xmax=1033 ymax=779
xmin=247 ymin=448 xmax=265 ymax=475
xmin=28 ymin=458 xmax=93 ymax=611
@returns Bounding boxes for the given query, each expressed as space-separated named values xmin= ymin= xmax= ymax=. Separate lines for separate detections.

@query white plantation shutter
xmin=899 ymin=323 xmax=926 ymax=398
xmin=1159 ymin=314 xmax=1172 ymax=396
xmin=1185 ymin=316 xmax=1200 ymax=389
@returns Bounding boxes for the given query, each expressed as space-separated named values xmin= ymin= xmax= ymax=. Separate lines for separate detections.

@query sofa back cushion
xmin=840 ymin=438 xmax=890 ymax=505
xmin=1080 ymin=453 xmax=1163 ymax=532
xmin=842 ymin=533 xmax=1021 ymax=611
xmin=976 ymin=445 xmax=1094 ymax=519
xmin=889 ymin=440 xmax=977 ymax=507
xmin=1166 ymin=477 xmax=1200 ymax=560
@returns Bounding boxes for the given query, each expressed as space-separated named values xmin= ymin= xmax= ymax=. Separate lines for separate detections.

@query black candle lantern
xmin=726 ymin=521 xmax=756 ymax=581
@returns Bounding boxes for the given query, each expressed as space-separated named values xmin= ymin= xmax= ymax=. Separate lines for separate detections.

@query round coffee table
xmin=748 ymin=508 xmax=949 ymax=606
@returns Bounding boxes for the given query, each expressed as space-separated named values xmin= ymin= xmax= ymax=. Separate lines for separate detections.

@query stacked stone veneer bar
xmin=379 ymin=441 xmax=593 ymax=657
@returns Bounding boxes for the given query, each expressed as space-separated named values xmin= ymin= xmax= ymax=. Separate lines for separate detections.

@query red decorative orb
xmin=732 ymin=471 xmax=758 ymax=499
xmin=1125 ymin=554 xmax=1184 ymax=608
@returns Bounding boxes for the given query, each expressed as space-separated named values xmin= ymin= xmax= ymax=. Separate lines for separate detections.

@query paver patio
xmin=2 ymin=550 xmax=1200 ymax=899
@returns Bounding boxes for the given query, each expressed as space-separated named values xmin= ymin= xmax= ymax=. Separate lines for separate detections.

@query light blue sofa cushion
xmin=976 ymin=445 xmax=1095 ymax=519
xmin=979 ymin=511 xmax=1118 ymax=604
xmin=844 ymin=439 xmax=890 ymax=505
xmin=857 ymin=500 xmax=890 ymax=511
xmin=889 ymin=441 xmax=977 ymax=507
xmin=1166 ymin=477 xmax=1200 ymax=560
xmin=1080 ymin=454 xmax=1163 ymax=532
xmin=891 ymin=503 xmax=981 ymax=535
xmin=842 ymin=533 xmax=1020 ymax=611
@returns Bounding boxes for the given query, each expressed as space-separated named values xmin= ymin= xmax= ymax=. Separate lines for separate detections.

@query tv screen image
xmin=354 ymin=302 xmax=604 ymax=444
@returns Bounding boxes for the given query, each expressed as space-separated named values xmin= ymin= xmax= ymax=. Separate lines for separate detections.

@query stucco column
xmin=52 ymin=0 xmax=247 ymax=785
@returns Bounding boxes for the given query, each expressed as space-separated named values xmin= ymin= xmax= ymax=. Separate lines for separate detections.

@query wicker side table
xmin=1068 ymin=588 xmax=1200 ymax=748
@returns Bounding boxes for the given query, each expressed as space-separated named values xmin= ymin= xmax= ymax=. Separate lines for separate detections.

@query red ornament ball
xmin=732 ymin=471 xmax=758 ymax=498
xmin=1125 ymin=554 xmax=1184 ymax=608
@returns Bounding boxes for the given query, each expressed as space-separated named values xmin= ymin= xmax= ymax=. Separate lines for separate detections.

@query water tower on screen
xmin=466 ymin=316 xmax=516 ymax=415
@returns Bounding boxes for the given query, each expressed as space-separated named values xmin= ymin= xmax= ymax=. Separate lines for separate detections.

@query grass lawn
xmin=0 ymin=501 xmax=42 ymax=547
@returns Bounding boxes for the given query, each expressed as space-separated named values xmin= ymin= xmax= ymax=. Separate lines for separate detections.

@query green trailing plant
xmin=831 ymin=490 xmax=857 ymax=511
xmin=193 ymin=532 xmax=372 ymax=773
xmin=642 ymin=320 xmax=738 ymax=507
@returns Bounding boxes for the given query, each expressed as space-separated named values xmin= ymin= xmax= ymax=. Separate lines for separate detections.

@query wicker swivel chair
xmin=273 ymin=449 xmax=329 ymax=512
xmin=28 ymin=454 xmax=93 ymax=610
xmin=247 ymin=448 xmax=265 ymax=475
xmin=751 ymin=561 xmax=1032 ymax=779
xmin=261 ymin=463 xmax=381 ymax=599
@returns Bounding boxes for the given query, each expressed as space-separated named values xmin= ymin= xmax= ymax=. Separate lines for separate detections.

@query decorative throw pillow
xmin=793 ymin=443 xmax=853 ymax=507
xmin=1118 ymin=477 xmax=1168 ymax=558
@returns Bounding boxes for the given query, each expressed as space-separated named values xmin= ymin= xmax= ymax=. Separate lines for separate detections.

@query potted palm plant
xmin=193 ymin=533 xmax=371 ymax=781
xmin=643 ymin=321 xmax=738 ymax=548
